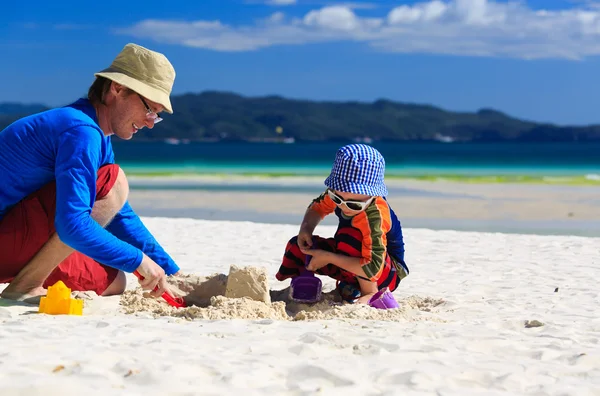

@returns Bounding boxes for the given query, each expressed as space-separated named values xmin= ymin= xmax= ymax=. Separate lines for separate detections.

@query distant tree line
xmin=2 ymin=91 xmax=599 ymax=142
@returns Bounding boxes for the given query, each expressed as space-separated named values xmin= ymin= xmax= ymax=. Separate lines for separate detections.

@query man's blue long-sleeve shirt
xmin=0 ymin=98 xmax=179 ymax=275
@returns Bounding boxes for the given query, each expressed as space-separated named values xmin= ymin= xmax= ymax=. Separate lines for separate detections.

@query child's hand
xmin=300 ymin=247 xmax=331 ymax=271
xmin=297 ymin=231 xmax=313 ymax=250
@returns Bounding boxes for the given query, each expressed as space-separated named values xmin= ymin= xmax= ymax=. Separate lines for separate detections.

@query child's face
xmin=328 ymin=189 xmax=374 ymax=216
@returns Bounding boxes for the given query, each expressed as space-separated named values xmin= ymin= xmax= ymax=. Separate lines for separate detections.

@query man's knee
xmin=102 ymin=167 xmax=129 ymax=209
xmin=101 ymin=270 xmax=126 ymax=296
xmin=114 ymin=167 xmax=129 ymax=203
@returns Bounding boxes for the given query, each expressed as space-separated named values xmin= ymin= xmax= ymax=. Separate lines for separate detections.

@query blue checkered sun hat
xmin=324 ymin=144 xmax=388 ymax=197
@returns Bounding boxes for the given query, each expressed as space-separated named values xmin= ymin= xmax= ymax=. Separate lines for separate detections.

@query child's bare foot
xmin=0 ymin=285 xmax=47 ymax=304
xmin=356 ymin=277 xmax=378 ymax=305
xmin=356 ymin=292 xmax=375 ymax=305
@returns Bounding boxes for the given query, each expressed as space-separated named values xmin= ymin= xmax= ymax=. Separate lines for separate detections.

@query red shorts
xmin=0 ymin=165 xmax=121 ymax=295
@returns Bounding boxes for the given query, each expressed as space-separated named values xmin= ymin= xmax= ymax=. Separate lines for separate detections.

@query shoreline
xmin=125 ymin=171 xmax=600 ymax=186
xmin=126 ymin=178 xmax=600 ymax=238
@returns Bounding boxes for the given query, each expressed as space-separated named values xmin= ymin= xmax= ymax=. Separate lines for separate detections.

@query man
xmin=0 ymin=43 xmax=180 ymax=302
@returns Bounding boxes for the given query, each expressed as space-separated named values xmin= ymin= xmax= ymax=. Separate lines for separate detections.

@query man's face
xmin=108 ymin=84 xmax=164 ymax=140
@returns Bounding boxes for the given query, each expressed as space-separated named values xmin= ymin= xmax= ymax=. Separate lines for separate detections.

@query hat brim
xmin=324 ymin=175 xmax=388 ymax=197
xmin=95 ymin=70 xmax=173 ymax=114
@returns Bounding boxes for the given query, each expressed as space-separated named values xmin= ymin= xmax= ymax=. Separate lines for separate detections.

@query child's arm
xmin=319 ymin=252 xmax=368 ymax=278
xmin=298 ymin=206 xmax=323 ymax=249
xmin=302 ymin=248 xmax=370 ymax=279
xmin=297 ymin=191 xmax=337 ymax=248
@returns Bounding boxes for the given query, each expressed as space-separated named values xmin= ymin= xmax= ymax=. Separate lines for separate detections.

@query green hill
xmin=1 ymin=91 xmax=599 ymax=142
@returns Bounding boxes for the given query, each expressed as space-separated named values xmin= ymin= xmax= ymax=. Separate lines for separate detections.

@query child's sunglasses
xmin=327 ymin=189 xmax=374 ymax=212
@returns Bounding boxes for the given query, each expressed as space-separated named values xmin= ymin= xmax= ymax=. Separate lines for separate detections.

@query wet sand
xmin=127 ymin=176 xmax=600 ymax=236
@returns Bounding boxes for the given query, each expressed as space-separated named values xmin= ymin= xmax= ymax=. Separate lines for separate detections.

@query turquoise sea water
xmin=113 ymin=141 xmax=600 ymax=178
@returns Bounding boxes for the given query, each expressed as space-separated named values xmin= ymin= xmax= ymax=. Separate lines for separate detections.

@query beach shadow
xmin=169 ymin=273 xmax=229 ymax=308
xmin=270 ymin=286 xmax=345 ymax=316
xmin=0 ymin=297 xmax=39 ymax=308
xmin=19 ymin=311 xmax=41 ymax=316
xmin=166 ymin=273 xmax=344 ymax=317
xmin=0 ymin=297 xmax=40 ymax=317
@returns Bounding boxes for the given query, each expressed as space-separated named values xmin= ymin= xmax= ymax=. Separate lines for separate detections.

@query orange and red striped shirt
xmin=309 ymin=191 xmax=407 ymax=281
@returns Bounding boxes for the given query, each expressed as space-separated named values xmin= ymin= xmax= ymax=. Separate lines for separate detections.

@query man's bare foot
xmin=0 ymin=286 xmax=47 ymax=305
xmin=356 ymin=292 xmax=375 ymax=305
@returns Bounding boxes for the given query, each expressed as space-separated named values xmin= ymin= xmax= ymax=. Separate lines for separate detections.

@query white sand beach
xmin=1 ymin=216 xmax=600 ymax=395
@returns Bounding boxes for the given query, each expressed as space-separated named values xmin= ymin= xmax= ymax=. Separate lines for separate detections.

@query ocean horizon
xmin=113 ymin=141 xmax=600 ymax=182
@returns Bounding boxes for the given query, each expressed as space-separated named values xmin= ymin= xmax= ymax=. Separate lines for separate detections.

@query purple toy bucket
xmin=289 ymin=252 xmax=322 ymax=303
xmin=290 ymin=276 xmax=322 ymax=303
xmin=368 ymin=288 xmax=399 ymax=309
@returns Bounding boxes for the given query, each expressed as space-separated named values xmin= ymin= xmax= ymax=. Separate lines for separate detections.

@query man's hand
xmin=135 ymin=254 xmax=170 ymax=298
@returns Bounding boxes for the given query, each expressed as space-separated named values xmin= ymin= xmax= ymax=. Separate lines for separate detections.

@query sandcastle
xmin=225 ymin=264 xmax=271 ymax=304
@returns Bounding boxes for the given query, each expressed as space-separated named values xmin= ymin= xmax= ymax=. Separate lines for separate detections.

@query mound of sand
xmin=120 ymin=265 xmax=445 ymax=322
xmin=225 ymin=265 xmax=271 ymax=304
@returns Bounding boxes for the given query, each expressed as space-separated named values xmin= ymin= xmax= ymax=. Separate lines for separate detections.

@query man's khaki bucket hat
xmin=95 ymin=43 xmax=176 ymax=114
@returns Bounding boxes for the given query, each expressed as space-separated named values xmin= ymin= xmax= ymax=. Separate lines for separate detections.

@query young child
xmin=276 ymin=144 xmax=409 ymax=304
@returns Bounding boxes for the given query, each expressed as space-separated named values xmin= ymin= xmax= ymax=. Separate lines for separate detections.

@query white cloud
xmin=388 ymin=1 xmax=448 ymax=24
xmin=114 ymin=0 xmax=600 ymax=60
xmin=257 ymin=0 xmax=379 ymax=8
xmin=304 ymin=6 xmax=361 ymax=30
xmin=266 ymin=11 xmax=286 ymax=24
xmin=330 ymin=2 xmax=379 ymax=9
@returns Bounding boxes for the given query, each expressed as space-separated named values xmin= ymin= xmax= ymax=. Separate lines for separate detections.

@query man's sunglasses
xmin=138 ymin=94 xmax=163 ymax=124
xmin=327 ymin=189 xmax=374 ymax=212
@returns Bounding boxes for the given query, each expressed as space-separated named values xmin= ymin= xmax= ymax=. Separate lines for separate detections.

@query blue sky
xmin=3 ymin=0 xmax=600 ymax=125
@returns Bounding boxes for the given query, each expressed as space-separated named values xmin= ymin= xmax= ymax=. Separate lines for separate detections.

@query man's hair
xmin=88 ymin=77 xmax=135 ymax=105
xmin=87 ymin=76 xmax=112 ymax=105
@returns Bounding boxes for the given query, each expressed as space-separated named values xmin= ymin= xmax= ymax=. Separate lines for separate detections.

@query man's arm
xmin=106 ymin=201 xmax=180 ymax=275
xmin=54 ymin=127 xmax=143 ymax=272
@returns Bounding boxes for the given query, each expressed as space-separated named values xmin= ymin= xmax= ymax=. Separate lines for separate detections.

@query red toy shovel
xmin=133 ymin=270 xmax=187 ymax=308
